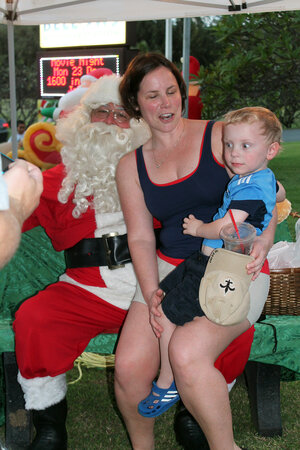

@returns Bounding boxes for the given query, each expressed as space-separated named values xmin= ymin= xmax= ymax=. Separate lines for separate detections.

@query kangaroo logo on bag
xmin=220 ymin=278 xmax=235 ymax=293
xmin=199 ymin=248 xmax=254 ymax=326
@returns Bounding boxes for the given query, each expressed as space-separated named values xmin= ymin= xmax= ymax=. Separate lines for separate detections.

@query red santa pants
xmin=13 ymin=281 xmax=127 ymax=379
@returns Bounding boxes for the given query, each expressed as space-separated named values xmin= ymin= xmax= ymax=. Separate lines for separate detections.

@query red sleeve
xmin=22 ymin=213 xmax=40 ymax=232
xmin=22 ymin=163 xmax=66 ymax=233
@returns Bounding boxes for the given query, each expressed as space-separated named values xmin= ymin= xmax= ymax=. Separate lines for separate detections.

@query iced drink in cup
xmin=220 ymin=222 xmax=256 ymax=255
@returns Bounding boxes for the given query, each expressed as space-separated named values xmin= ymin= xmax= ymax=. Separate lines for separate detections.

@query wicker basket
xmin=263 ymin=267 xmax=300 ymax=316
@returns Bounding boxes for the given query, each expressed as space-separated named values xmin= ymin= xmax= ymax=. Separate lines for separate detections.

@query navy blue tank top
xmin=136 ymin=120 xmax=230 ymax=259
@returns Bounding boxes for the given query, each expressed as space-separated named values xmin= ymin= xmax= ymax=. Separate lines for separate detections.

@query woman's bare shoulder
xmin=118 ymin=148 xmax=136 ymax=167
xmin=116 ymin=149 xmax=137 ymax=180
xmin=211 ymin=120 xmax=225 ymax=164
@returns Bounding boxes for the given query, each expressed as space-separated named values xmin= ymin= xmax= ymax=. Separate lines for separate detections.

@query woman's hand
xmin=148 ymin=288 xmax=165 ymax=338
xmin=247 ymin=235 xmax=269 ymax=280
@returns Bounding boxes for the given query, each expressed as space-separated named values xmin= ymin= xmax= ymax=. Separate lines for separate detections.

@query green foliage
xmin=0 ymin=24 xmax=40 ymax=125
xmin=199 ymin=12 xmax=300 ymax=127
xmin=136 ymin=18 xmax=220 ymax=68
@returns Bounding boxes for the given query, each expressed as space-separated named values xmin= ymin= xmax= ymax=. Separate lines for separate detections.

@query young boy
xmin=138 ymin=106 xmax=285 ymax=418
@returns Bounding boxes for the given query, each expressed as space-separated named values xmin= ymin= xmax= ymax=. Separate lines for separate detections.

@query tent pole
xmin=165 ymin=18 xmax=172 ymax=61
xmin=7 ymin=20 xmax=18 ymax=159
xmin=182 ymin=18 xmax=191 ymax=118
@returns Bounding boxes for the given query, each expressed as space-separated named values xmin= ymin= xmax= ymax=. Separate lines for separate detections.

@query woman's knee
xmin=115 ymin=345 xmax=159 ymax=391
xmin=168 ymin=327 xmax=200 ymax=375
xmin=168 ymin=320 xmax=218 ymax=374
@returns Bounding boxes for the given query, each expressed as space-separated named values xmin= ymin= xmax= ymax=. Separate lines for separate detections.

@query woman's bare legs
xmin=169 ymin=316 xmax=250 ymax=450
xmin=114 ymin=301 xmax=160 ymax=450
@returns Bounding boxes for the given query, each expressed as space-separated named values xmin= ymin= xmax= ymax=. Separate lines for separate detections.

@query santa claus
xmin=13 ymin=73 xmax=150 ymax=449
xmin=12 ymin=71 xmax=255 ymax=450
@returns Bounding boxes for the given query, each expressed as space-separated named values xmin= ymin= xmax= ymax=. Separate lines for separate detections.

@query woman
xmin=114 ymin=53 xmax=276 ymax=450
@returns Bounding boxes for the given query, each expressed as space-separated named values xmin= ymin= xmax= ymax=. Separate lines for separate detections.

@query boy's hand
xmin=183 ymin=214 xmax=203 ymax=237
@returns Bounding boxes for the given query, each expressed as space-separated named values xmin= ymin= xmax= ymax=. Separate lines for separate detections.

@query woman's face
xmin=137 ymin=66 xmax=182 ymax=132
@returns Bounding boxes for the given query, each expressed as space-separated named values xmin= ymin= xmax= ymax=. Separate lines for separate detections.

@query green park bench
xmin=0 ymin=224 xmax=299 ymax=449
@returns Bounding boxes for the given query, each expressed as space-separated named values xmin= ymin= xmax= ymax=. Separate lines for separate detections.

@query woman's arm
xmin=247 ymin=205 xmax=277 ymax=280
xmin=116 ymin=152 xmax=164 ymax=336
xmin=276 ymin=181 xmax=286 ymax=203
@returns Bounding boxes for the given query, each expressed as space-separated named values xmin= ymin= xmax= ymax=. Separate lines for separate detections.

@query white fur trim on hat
xmin=59 ymin=86 xmax=88 ymax=112
xmin=81 ymin=74 xmax=121 ymax=109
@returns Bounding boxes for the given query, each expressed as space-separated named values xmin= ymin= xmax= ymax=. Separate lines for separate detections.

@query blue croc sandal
xmin=138 ymin=381 xmax=180 ymax=417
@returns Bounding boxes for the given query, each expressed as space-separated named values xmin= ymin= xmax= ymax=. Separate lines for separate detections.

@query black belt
xmin=64 ymin=233 xmax=131 ymax=270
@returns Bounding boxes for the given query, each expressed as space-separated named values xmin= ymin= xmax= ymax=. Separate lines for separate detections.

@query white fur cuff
xmin=17 ymin=371 xmax=67 ymax=410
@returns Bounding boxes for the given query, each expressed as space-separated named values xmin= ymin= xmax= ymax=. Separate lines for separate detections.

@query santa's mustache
xmin=75 ymin=121 xmax=132 ymax=147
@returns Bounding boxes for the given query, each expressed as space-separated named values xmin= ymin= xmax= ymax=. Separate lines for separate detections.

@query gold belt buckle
xmin=102 ymin=232 xmax=125 ymax=270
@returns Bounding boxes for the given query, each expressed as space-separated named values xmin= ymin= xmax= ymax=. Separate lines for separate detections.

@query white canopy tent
xmin=1 ymin=1 xmax=299 ymax=24
xmin=1 ymin=0 xmax=299 ymax=156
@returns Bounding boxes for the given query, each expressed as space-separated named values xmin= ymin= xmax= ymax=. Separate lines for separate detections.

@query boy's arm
xmin=183 ymin=209 xmax=249 ymax=240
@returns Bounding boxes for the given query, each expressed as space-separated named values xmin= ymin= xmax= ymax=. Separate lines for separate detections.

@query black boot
xmin=174 ymin=402 xmax=209 ymax=449
xmin=28 ymin=398 xmax=68 ymax=449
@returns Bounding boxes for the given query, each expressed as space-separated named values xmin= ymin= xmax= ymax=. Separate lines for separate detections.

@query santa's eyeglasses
xmin=92 ymin=107 xmax=130 ymax=124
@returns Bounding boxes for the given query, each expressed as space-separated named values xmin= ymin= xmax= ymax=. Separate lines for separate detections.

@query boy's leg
xmin=156 ymin=305 xmax=177 ymax=388
xmin=137 ymin=304 xmax=180 ymax=418
xmin=161 ymin=252 xmax=208 ymax=326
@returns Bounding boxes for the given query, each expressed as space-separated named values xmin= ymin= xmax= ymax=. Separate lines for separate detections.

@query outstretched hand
xmin=183 ymin=214 xmax=203 ymax=237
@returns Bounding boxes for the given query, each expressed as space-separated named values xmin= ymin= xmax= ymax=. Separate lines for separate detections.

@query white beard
xmin=57 ymin=120 xmax=133 ymax=218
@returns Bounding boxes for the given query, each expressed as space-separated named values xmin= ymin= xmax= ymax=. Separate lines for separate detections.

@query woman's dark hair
xmin=120 ymin=52 xmax=187 ymax=120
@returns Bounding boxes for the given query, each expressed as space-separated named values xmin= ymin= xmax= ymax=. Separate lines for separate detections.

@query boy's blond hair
xmin=224 ymin=107 xmax=282 ymax=146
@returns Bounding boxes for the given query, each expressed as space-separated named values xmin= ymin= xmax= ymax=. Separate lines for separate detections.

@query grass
xmin=270 ymin=141 xmax=300 ymax=211
xmin=1 ymin=365 xmax=298 ymax=449
xmin=0 ymin=141 xmax=299 ymax=449
xmin=269 ymin=141 xmax=300 ymax=238
xmin=52 ymin=367 xmax=300 ymax=449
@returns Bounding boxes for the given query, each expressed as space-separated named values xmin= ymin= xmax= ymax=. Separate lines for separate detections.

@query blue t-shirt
xmin=203 ymin=168 xmax=276 ymax=249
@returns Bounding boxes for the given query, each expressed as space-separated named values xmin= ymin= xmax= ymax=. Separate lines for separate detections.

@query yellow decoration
xmin=276 ymin=199 xmax=292 ymax=224
xmin=69 ymin=352 xmax=115 ymax=385
xmin=7 ymin=122 xmax=62 ymax=171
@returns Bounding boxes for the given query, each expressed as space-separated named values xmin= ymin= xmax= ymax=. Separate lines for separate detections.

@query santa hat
xmin=53 ymin=68 xmax=114 ymax=121
xmin=80 ymin=74 xmax=122 ymax=109
xmin=80 ymin=68 xmax=113 ymax=88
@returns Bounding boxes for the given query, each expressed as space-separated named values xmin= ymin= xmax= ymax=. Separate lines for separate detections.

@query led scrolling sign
xmin=39 ymin=54 xmax=120 ymax=97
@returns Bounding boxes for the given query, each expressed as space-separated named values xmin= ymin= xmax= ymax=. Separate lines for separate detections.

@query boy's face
xmin=223 ymin=121 xmax=279 ymax=177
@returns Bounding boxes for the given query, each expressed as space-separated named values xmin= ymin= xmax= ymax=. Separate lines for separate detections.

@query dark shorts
xmin=160 ymin=252 xmax=209 ymax=326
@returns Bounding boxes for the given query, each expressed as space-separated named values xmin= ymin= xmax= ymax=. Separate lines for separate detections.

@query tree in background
xmin=0 ymin=25 xmax=39 ymax=126
xmin=198 ymin=11 xmax=300 ymax=128
xmin=136 ymin=17 xmax=220 ymax=68
xmin=1 ymin=12 xmax=299 ymax=130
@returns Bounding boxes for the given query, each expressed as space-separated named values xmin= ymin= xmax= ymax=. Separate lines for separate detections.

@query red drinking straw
xmin=229 ymin=209 xmax=245 ymax=253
